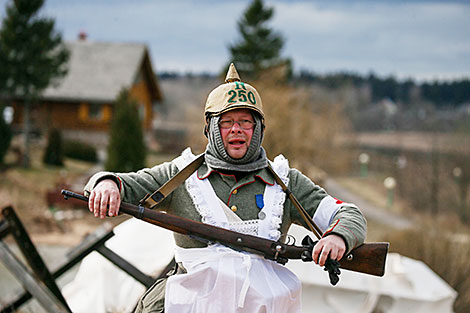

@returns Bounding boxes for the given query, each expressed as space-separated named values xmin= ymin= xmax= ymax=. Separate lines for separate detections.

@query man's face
xmin=219 ymin=109 xmax=255 ymax=159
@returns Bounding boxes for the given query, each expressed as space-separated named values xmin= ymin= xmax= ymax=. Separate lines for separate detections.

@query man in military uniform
xmin=85 ymin=64 xmax=367 ymax=313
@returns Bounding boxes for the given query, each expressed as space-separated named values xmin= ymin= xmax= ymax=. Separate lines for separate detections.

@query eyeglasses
xmin=219 ymin=119 xmax=256 ymax=130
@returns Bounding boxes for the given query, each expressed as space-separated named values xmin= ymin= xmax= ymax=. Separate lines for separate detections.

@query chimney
xmin=78 ymin=31 xmax=87 ymax=41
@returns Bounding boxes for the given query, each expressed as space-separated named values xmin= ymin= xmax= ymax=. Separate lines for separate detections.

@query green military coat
xmin=84 ymin=152 xmax=366 ymax=254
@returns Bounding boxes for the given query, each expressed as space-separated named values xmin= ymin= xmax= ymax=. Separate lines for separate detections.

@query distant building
xmin=10 ymin=36 xmax=163 ymax=140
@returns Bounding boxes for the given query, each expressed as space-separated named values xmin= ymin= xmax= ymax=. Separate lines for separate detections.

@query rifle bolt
xmin=237 ymin=238 xmax=243 ymax=243
xmin=346 ymin=254 xmax=353 ymax=261
xmin=276 ymin=245 xmax=282 ymax=252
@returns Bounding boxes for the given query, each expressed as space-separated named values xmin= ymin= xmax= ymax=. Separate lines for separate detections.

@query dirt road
xmin=324 ymin=178 xmax=412 ymax=230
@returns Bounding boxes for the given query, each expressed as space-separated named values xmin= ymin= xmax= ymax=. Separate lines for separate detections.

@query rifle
xmin=62 ymin=190 xmax=388 ymax=284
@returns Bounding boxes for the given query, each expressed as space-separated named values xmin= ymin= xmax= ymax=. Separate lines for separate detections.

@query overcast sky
xmin=1 ymin=0 xmax=470 ymax=82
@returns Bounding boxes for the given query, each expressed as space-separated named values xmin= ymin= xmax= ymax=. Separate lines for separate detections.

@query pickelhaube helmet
xmin=204 ymin=63 xmax=264 ymax=118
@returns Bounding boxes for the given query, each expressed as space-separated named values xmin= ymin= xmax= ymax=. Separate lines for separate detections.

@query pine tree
xmin=105 ymin=89 xmax=146 ymax=172
xmin=229 ymin=0 xmax=290 ymax=79
xmin=0 ymin=0 xmax=69 ymax=167
xmin=0 ymin=106 xmax=12 ymax=165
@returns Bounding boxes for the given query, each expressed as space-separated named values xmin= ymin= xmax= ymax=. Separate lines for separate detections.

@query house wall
xmin=11 ymin=100 xmax=112 ymax=132
xmin=46 ymin=101 xmax=112 ymax=130
xmin=130 ymin=79 xmax=153 ymax=130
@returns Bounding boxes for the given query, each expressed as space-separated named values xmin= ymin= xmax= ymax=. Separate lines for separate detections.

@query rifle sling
xmin=267 ymin=164 xmax=323 ymax=239
xmin=140 ymin=154 xmax=205 ymax=208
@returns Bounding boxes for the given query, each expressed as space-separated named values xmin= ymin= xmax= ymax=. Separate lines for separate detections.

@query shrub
xmin=385 ymin=225 xmax=470 ymax=312
xmin=105 ymin=89 xmax=146 ymax=172
xmin=63 ymin=140 xmax=98 ymax=163
xmin=43 ymin=128 xmax=64 ymax=166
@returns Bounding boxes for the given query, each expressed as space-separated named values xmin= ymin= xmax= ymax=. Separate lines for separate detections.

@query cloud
xmin=1 ymin=0 xmax=469 ymax=80
xmin=38 ymin=0 xmax=249 ymax=72
xmin=270 ymin=0 xmax=470 ymax=80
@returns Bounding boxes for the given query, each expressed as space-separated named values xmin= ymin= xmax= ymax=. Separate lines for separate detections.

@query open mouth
xmin=228 ymin=138 xmax=246 ymax=146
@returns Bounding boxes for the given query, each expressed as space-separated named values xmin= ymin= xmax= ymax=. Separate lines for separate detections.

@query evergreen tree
xmin=229 ymin=0 xmax=290 ymax=79
xmin=0 ymin=0 xmax=69 ymax=167
xmin=0 ymin=106 xmax=12 ymax=165
xmin=105 ymin=89 xmax=146 ymax=172
xmin=43 ymin=127 xmax=63 ymax=166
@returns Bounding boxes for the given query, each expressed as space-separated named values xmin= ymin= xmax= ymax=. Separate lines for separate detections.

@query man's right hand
xmin=88 ymin=179 xmax=121 ymax=219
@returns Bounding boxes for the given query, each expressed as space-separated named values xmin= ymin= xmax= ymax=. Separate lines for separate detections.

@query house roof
xmin=42 ymin=40 xmax=160 ymax=103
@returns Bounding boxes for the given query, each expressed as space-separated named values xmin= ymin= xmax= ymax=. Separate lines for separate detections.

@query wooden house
xmin=10 ymin=39 xmax=163 ymax=137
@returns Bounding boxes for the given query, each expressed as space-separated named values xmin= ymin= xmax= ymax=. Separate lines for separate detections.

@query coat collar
xmin=197 ymin=163 xmax=275 ymax=186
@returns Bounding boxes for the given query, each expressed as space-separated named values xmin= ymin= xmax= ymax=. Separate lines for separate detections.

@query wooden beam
xmin=0 ymin=220 xmax=9 ymax=240
xmin=96 ymin=245 xmax=155 ymax=288
xmin=1 ymin=206 xmax=72 ymax=312
xmin=1 ymin=222 xmax=115 ymax=312
xmin=0 ymin=241 xmax=69 ymax=313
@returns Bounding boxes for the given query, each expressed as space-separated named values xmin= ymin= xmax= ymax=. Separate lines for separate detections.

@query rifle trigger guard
xmin=301 ymin=235 xmax=316 ymax=262
xmin=301 ymin=235 xmax=341 ymax=286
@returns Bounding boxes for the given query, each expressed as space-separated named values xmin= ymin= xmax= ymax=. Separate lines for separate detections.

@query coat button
xmin=232 ymin=189 xmax=238 ymax=195
xmin=231 ymin=205 xmax=237 ymax=212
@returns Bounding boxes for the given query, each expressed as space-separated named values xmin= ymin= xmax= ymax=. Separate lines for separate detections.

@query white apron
xmin=165 ymin=149 xmax=302 ymax=313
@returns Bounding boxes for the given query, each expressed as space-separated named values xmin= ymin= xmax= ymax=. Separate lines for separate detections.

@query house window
xmin=89 ymin=103 xmax=103 ymax=120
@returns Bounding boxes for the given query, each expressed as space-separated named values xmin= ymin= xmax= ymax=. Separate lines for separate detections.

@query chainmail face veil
xmin=204 ymin=113 xmax=268 ymax=172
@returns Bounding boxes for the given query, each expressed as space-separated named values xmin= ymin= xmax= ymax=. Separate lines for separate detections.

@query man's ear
xmin=252 ymin=112 xmax=265 ymax=134
xmin=204 ymin=114 xmax=211 ymax=138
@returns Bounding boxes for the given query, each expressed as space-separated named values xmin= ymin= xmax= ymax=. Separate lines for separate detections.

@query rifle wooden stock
xmin=338 ymin=242 xmax=388 ymax=276
xmin=62 ymin=190 xmax=388 ymax=277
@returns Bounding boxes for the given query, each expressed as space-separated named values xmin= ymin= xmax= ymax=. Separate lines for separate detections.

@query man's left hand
xmin=312 ymin=234 xmax=346 ymax=267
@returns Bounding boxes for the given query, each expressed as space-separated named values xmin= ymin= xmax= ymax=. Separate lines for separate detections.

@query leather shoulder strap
xmin=267 ymin=164 xmax=323 ymax=239
xmin=140 ymin=154 xmax=205 ymax=208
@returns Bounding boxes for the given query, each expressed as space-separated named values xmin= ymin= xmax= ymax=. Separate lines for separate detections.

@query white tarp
xmin=62 ymin=218 xmax=175 ymax=313
xmin=286 ymin=224 xmax=457 ymax=313
xmin=63 ymin=220 xmax=457 ymax=313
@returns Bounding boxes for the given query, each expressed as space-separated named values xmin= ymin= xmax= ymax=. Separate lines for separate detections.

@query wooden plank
xmin=1 ymin=222 xmax=115 ymax=312
xmin=0 ymin=241 xmax=69 ymax=313
xmin=0 ymin=220 xmax=9 ymax=240
xmin=53 ymin=222 xmax=115 ymax=278
xmin=1 ymin=209 xmax=171 ymax=312
xmin=1 ymin=206 xmax=72 ymax=312
xmin=96 ymin=245 xmax=155 ymax=288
